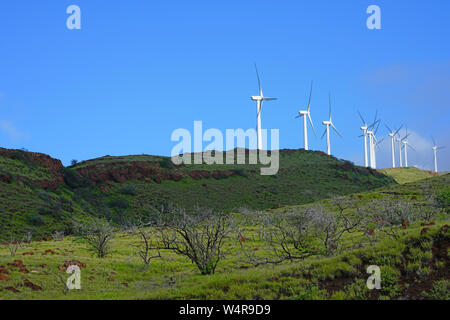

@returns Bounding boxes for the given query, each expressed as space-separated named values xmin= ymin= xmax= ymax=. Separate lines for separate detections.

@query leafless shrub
xmin=127 ymin=223 xmax=161 ymax=267
xmin=157 ymin=206 xmax=234 ymax=275
xmin=5 ymin=235 xmax=22 ymax=256
xmin=74 ymin=218 xmax=115 ymax=258
xmin=240 ymin=208 xmax=320 ymax=266
xmin=24 ymin=231 xmax=33 ymax=243
xmin=52 ymin=230 xmax=65 ymax=241
xmin=367 ymin=198 xmax=418 ymax=239
xmin=240 ymin=201 xmax=363 ymax=266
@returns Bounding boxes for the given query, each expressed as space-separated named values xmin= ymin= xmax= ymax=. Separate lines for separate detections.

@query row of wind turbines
xmin=250 ymin=65 xmax=445 ymax=173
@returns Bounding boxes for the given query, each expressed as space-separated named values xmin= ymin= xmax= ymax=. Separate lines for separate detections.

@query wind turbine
xmin=251 ymin=64 xmax=277 ymax=150
xmin=357 ymin=111 xmax=369 ymax=167
xmin=322 ymin=93 xmax=341 ymax=155
xmin=386 ymin=124 xmax=403 ymax=168
xmin=431 ymin=136 xmax=445 ymax=173
xmin=369 ymin=119 xmax=381 ymax=169
xmin=295 ymin=81 xmax=316 ymax=150
xmin=363 ymin=111 xmax=379 ymax=169
xmin=401 ymin=128 xmax=414 ymax=167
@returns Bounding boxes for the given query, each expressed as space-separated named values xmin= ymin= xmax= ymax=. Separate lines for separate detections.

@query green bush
xmin=108 ymin=198 xmax=129 ymax=209
xmin=436 ymin=188 xmax=450 ymax=210
xmin=62 ymin=167 xmax=91 ymax=189
xmin=119 ymin=184 xmax=137 ymax=196
xmin=160 ymin=158 xmax=175 ymax=169
xmin=27 ymin=213 xmax=45 ymax=226
xmin=422 ymin=280 xmax=450 ymax=300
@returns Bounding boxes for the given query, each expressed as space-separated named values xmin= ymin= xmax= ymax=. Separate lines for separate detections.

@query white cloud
xmin=374 ymin=128 xmax=447 ymax=172
xmin=0 ymin=121 xmax=27 ymax=141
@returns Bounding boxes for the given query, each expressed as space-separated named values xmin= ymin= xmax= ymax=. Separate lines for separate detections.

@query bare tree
xmin=367 ymin=197 xmax=418 ymax=239
xmin=240 ymin=208 xmax=319 ymax=266
xmin=127 ymin=223 xmax=161 ymax=267
xmin=157 ymin=206 xmax=234 ymax=275
xmin=74 ymin=218 xmax=115 ymax=258
xmin=52 ymin=230 xmax=65 ymax=241
xmin=5 ymin=235 xmax=22 ymax=256
xmin=240 ymin=201 xmax=363 ymax=266
xmin=310 ymin=205 xmax=361 ymax=255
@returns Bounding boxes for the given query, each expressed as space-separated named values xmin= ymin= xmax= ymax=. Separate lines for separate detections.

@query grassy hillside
xmin=378 ymin=167 xmax=437 ymax=184
xmin=0 ymin=174 xmax=448 ymax=300
xmin=0 ymin=148 xmax=396 ymax=237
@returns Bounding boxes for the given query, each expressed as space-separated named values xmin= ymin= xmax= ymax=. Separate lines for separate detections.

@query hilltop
xmin=378 ymin=167 xmax=438 ymax=184
xmin=0 ymin=147 xmax=395 ymax=237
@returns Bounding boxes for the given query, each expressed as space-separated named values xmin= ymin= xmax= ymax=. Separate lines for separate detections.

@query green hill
xmin=378 ymin=167 xmax=438 ymax=184
xmin=0 ymin=173 xmax=448 ymax=300
xmin=0 ymin=147 xmax=396 ymax=237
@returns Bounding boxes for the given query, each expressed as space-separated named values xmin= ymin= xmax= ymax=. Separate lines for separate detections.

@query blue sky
xmin=0 ymin=0 xmax=449 ymax=170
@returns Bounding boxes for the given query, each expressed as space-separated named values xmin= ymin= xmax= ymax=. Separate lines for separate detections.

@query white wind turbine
xmin=357 ymin=111 xmax=369 ymax=167
xmin=321 ymin=93 xmax=341 ymax=155
xmin=251 ymin=64 xmax=277 ymax=150
xmin=401 ymin=128 xmax=415 ymax=167
xmin=386 ymin=124 xmax=403 ymax=168
xmin=369 ymin=119 xmax=381 ymax=169
xmin=359 ymin=111 xmax=379 ymax=169
xmin=296 ymin=81 xmax=316 ymax=150
xmin=431 ymin=136 xmax=445 ymax=173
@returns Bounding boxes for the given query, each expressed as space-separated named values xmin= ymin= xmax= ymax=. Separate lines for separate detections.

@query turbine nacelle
xmin=298 ymin=110 xmax=309 ymax=116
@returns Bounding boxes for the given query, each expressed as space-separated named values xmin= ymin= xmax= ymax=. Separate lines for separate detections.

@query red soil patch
xmin=23 ymin=278 xmax=42 ymax=291
xmin=4 ymin=286 xmax=20 ymax=293
xmin=59 ymin=260 xmax=87 ymax=271
xmin=0 ymin=266 xmax=10 ymax=275
xmin=22 ymin=252 xmax=34 ymax=256
xmin=42 ymin=249 xmax=56 ymax=255
xmin=0 ymin=274 xmax=11 ymax=281
xmin=7 ymin=260 xmax=25 ymax=268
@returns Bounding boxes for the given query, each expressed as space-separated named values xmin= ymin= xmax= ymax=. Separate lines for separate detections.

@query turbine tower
xmin=361 ymin=111 xmax=379 ymax=169
xmin=431 ymin=136 xmax=445 ymax=173
xmin=357 ymin=111 xmax=369 ymax=167
xmin=401 ymin=128 xmax=414 ymax=167
xmin=251 ymin=64 xmax=277 ymax=150
xmin=295 ymin=81 xmax=316 ymax=150
xmin=386 ymin=125 xmax=403 ymax=168
xmin=396 ymin=135 xmax=404 ymax=167
xmin=322 ymin=93 xmax=341 ymax=155
xmin=369 ymin=120 xmax=381 ymax=169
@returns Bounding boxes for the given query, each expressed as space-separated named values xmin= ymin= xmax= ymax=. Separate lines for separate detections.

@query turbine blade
xmin=331 ymin=123 xmax=342 ymax=137
xmin=373 ymin=110 xmax=378 ymax=125
xmin=357 ymin=110 xmax=366 ymax=125
xmin=263 ymin=97 xmax=277 ymax=101
xmin=408 ymin=143 xmax=416 ymax=151
xmin=431 ymin=135 xmax=436 ymax=147
xmin=295 ymin=114 xmax=301 ymax=119
xmin=368 ymin=119 xmax=380 ymax=129
xmin=321 ymin=128 xmax=327 ymax=139
xmin=328 ymin=93 xmax=332 ymax=121
xmin=394 ymin=124 xmax=403 ymax=136
xmin=254 ymin=63 xmax=261 ymax=95
xmin=385 ymin=124 xmax=392 ymax=133
xmin=307 ymin=81 xmax=313 ymax=111
xmin=308 ymin=112 xmax=317 ymax=137
xmin=437 ymin=146 xmax=446 ymax=150
xmin=374 ymin=121 xmax=381 ymax=135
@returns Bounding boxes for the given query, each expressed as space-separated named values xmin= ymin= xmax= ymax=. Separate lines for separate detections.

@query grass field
xmin=378 ymin=167 xmax=437 ymax=184
xmin=1 ymin=174 xmax=448 ymax=300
